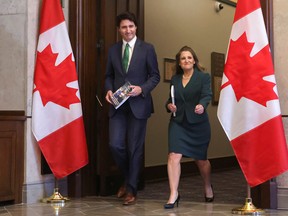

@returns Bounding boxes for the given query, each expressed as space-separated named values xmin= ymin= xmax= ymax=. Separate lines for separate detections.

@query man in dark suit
xmin=105 ymin=11 xmax=160 ymax=205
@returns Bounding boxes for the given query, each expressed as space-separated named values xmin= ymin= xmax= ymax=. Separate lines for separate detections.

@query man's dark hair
xmin=116 ymin=11 xmax=138 ymax=27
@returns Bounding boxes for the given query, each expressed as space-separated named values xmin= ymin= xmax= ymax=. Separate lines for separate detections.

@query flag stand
xmin=232 ymin=184 xmax=265 ymax=215
xmin=42 ymin=178 xmax=69 ymax=203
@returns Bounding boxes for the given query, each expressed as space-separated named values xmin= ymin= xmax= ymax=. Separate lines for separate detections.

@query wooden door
xmin=68 ymin=0 xmax=144 ymax=197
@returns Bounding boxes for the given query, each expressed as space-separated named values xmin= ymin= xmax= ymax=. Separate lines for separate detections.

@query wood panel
xmin=96 ymin=0 xmax=145 ymax=196
xmin=68 ymin=0 xmax=99 ymax=197
xmin=0 ymin=111 xmax=25 ymax=204
xmin=0 ymin=131 xmax=16 ymax=201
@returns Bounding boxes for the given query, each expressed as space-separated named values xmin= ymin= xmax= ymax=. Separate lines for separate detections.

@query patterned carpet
xmin=138 ymin=168 xmax=247 ymax=204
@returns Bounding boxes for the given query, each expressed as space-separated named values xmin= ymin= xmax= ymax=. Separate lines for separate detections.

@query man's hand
xmin=127 ymin=85 xmax=142 ymax=97
xmin=105 ymin=90 xmax=113 ymax=104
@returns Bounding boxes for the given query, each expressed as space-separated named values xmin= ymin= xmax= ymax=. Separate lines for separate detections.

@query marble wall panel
xmin=26 ymin=0 xmax=40 ymax=116
xmin=0 ymin=14 xmax=26 ymax=110
xmin=0 ymin=0 xmax=26 ymax=15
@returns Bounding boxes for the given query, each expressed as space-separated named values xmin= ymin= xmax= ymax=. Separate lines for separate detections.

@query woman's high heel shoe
xmin=205 ymin=185 xmax=214 ymax=202
xmin=205 ymin=196 xmax=214 ymax=202
xmin=164 ymin=195 xmax=180 ymax=209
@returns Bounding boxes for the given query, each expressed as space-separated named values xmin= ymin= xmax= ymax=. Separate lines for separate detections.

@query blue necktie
xmin=122 ymin=43 xmax=130 ymax=72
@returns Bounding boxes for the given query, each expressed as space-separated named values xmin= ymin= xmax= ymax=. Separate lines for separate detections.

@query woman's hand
xmin=195 ymin=104 xmax=204 ymax=114
xmin=167 ymin=103 xmax=177 ymax=113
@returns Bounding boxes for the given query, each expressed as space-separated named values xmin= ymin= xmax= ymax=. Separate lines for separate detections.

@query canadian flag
xmin=217 ymin=0 xmax=288 ymax=187
xmin=32 ymin=0 xmax=88 ymax=179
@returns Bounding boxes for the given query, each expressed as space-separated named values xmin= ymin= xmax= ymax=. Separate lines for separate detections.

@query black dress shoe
xmin=205 ymin=185 xmax=214 ymax=202
xmin=164 ymin=195 xmax=180 ymax=209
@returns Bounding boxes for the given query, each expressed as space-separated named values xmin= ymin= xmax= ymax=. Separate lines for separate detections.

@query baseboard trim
xmin=144 ymin=156 xmax=239 ymax=182
xmin=277 ymin=187 xmax=288 ymax=210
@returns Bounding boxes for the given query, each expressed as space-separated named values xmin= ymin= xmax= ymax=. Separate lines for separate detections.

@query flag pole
xmin=42 ymin=178 xmax=69 ymax=203
xmin=232 ymin=184 xmax=265 ymax=215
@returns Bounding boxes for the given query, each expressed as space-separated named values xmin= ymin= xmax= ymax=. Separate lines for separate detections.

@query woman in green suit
xmin=164 ymin=46 xmax=213 ymax=209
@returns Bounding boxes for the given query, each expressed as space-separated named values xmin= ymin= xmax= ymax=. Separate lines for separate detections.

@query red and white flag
xmin=32 ymin=0 xmax=88 ymax=179
xmin=217 ymin=0 xmax=288 ymax=187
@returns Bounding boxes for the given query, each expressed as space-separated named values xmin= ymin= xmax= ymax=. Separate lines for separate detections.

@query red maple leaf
xmin=223 ymin=33 xmax=278 ymax=107
xmin=34 ymin=44 xmax=80 ymax=109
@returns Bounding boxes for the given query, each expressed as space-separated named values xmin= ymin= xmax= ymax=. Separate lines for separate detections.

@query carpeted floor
xmin=138 ymin=168 xmax=247 ymax=204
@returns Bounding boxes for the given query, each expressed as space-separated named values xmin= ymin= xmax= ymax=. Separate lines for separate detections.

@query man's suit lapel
xmin=116 ymin=42 xmax=126 ymax=75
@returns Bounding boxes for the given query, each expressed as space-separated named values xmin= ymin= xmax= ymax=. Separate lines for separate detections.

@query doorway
xmin=67 ymin=0 xmax=144 ymax=197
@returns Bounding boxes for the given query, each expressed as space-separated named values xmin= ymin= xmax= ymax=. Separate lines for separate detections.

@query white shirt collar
xmin=123 ymin=36 xmax=137 ymax=49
